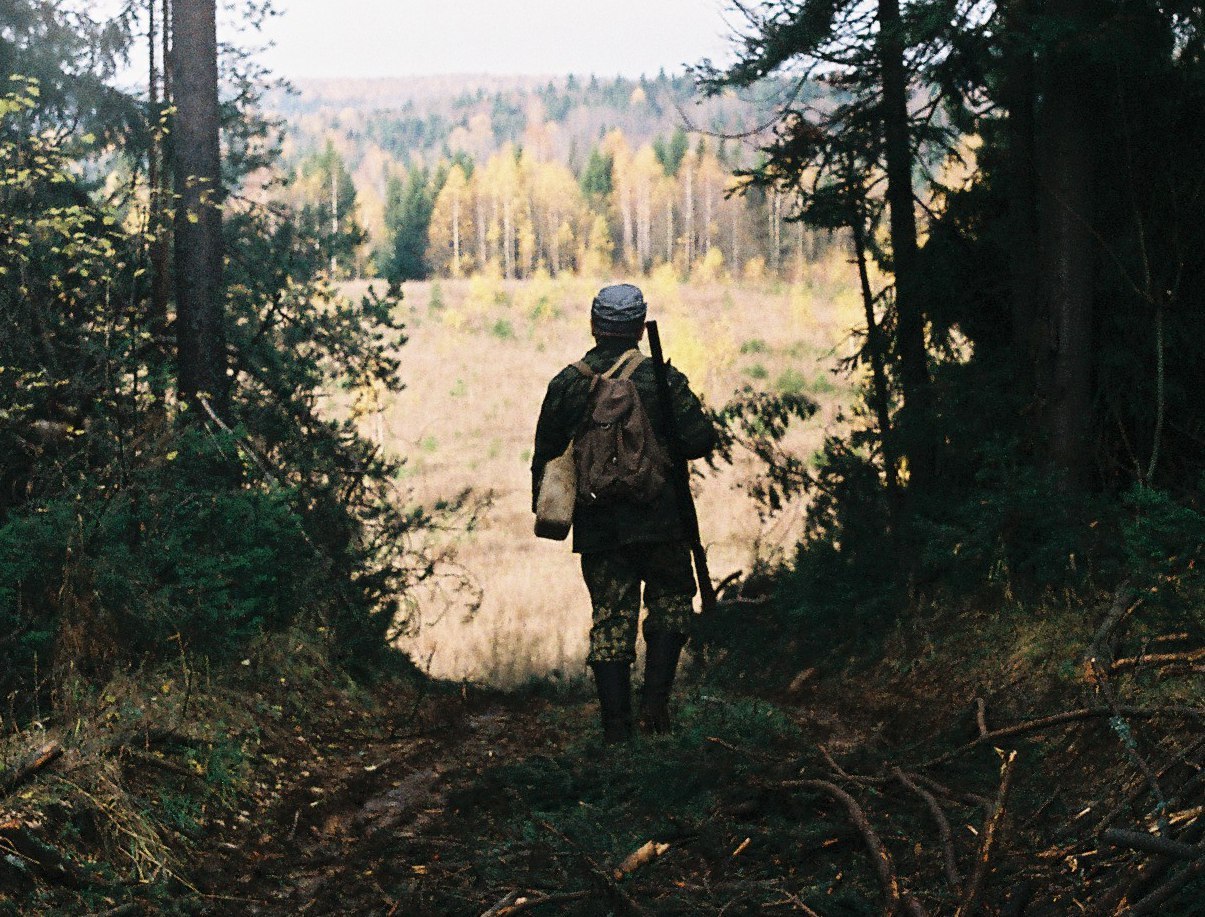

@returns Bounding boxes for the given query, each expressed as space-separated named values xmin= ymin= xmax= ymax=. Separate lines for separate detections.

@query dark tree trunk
xmin=877 ymin=0 xmax=934 ymax=492
xmin=851 ymin=200 xmax=901 ymax=506
xmin=1036 ymin=0 xmax=1096 ymax=485
xmin=147 ymin=0 xmax=170 ymax=404
xmin=170 ymin=0 xmax=227 ymax=412
xmin=1003 ymin=0 xmax=1040 ymax=366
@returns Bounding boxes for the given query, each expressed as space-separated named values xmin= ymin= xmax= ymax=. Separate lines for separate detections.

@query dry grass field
xmin=337 ymin=259 xmax=863 ymax=685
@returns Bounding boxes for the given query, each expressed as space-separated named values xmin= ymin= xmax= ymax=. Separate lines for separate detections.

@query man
xmin=532 ymin=283 xmax=716 ymax=742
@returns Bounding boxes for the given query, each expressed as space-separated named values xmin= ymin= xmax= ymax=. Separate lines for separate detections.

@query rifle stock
xmin=646 ymin=320 xmax=717 ymax=615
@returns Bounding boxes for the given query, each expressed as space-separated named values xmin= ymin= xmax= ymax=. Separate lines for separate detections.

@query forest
xmin=1 ymin=0 xmax=1203 ymax=914
xmin=275 ymin=73 xmax=836 ymax=283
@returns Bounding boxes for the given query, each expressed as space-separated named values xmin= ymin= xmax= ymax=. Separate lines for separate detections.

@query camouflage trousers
xmin=580 ymin=541 xmax=696 ymax=664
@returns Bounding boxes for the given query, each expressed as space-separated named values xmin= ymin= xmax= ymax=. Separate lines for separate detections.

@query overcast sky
xmin=254 ymin=0 xmax=738 ymax=79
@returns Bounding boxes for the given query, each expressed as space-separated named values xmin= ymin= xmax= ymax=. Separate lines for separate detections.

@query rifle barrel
xmin=646 ymin=320 xmax=717 ymax=615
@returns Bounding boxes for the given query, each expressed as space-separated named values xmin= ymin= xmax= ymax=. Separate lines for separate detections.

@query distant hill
xmin=273 ymin=72 xmax=808 ymax=172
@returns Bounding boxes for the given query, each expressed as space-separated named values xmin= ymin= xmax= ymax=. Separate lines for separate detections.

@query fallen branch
xmin=493 ymin=891 xmax=593 ymax=915
xmin=818 ymin=745 xmax=884 ymax=785
xmin=0 ymin=819 xmax=95 ymax=888
xmin=975 ymin=698 xmax=989 ymax=738
xmin=954 ymin=750 xmax=1017 ymax=917
xmin=910 ymin=773 xmax=992 ymax=810
xmin=481 ymin=889 xmax=594 ymax=916
xmin=893 ymin=766 xmax=963 ymax=895
xmin=0 ymin=741 xmax=63 ymax=796
xmin=1128 ymin=853 xmax=1205 ymax=916
xmin=787 ymin=779 xmax=929 ymax=917
xmin=1090 ymin=585 xmax=1138 ymax=665
xmin=1089 ymin=659 xmax=1167 ymax=814
xmin=480 ymin=892 xmax=520 ymax=917
xmin=923 ymin=706 xmax=1205 ymax=767
xmin=613 ymin=840 xmax=670 ymax=880
xmin=1104 ymin=828 xmax=1202 ymax=861
xmin=540 ymin=822 xmax=646 ymax=916
xmin=1111 ymin=648 xmax=1205 ymax=673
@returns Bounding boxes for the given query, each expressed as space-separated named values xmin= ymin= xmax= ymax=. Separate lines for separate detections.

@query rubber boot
xmin=589 ymin=661 xmax=633 ymax=744
xmin=640 ymin=630 xmax=686 ymax=734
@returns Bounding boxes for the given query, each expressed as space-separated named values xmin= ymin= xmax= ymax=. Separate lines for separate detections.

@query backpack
xmin=571 ymin=349 xmax=669 ymax=507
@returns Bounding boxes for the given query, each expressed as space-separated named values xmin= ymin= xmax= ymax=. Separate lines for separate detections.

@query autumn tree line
xmin=283 ymin=96 xmax=833 ymax=285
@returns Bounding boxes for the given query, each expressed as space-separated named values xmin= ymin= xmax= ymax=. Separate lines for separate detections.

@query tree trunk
xmin=1036 ymin=0 xmax=1096 ymax=485
xmin=145 ymin=0 xmax=171 ymax=417
xmin=170 ymin=0 xmax=226 ymax=412
xmin=1003 ymin=0 xmax=1040 ymax=365
xmin=877 ymin=0 xmax=934 ymax=492
xmin=851 ymin=201 xmax=901 ymax=505
xmin=666 ymin=198 xmax=674 ymax=264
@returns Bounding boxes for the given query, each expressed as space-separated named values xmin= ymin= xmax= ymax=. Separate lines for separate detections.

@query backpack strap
xmin=602 ymin=349 xmax=644 ymax=381
xmin=571 ymin=349 xmax=643 ymax=382
xmin=613 ymin=351 xmax=646 ymax=381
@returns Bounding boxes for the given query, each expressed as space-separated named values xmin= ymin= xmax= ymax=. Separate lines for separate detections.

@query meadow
xmin=339 ymin=258 xmax=864 ymax=685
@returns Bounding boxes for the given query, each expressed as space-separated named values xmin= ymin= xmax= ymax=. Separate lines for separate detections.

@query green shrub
xmin=775 ymin=367 xmax=808 ymax=395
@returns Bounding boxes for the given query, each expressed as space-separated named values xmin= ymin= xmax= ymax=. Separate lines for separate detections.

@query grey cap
xmin=591 ymin=283 xmax=647 ymax=336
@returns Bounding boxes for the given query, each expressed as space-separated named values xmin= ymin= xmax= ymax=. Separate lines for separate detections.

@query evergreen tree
xmin=653 ymin=127 xmax=689 ymax=177
xmin=297 ymin=141 xmax=364 ymax=278
xmin=382 ymin=165 xmax=438 ymax=283
xmin=580 ymin=145 xmax=613 ymax=200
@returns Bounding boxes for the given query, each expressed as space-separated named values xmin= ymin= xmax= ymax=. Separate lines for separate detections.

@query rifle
xmin=645 ymin=320 xmax=718 ymax=615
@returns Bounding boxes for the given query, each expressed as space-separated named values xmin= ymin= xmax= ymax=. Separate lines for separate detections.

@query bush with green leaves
xmin=0 ymin=10 xmax=451 ymax=713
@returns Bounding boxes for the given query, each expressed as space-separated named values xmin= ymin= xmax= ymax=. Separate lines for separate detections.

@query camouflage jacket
xmin=532 ymin=338 xmax=717 ymax=554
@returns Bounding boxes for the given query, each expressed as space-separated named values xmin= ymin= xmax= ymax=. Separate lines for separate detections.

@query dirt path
xmin=193 ymin=688 xmax=565 ymax=915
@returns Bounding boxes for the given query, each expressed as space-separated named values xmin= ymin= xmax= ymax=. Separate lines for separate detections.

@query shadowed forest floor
xmin=18 ymin=593 xmax=1183 ymax=916
xmin=3 ymin=590 xmax=1204 ymax=915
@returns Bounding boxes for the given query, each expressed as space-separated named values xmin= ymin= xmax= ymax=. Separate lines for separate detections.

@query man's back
xmin=532 ymin=337 xmax=715 ymax=554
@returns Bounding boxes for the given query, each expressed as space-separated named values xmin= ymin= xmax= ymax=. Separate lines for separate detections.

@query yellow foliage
xmin=694 ymin=247 xmax=726 ymax=284
xmin=743 ymin=256 xmax=766 ymax=284
xmin=580 ymin=214 xmax=613 ymax=279
xmin=466 ymin=271 xmax=506 ymax=315
xmin=441 ymin=307 xmax=468 ymax=331
xmin=645 ymin=262 xmax=683 ymax=314
xmin=786 ymin=283 xmax=814 ymax=332
xmin=516 ymin=268 xmax=558 ymax=322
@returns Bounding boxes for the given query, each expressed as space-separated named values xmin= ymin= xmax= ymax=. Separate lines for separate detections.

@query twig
xmin=954 ymin=750 xmax=1017 ymax=917
xmin=922 ymin=706 xmax=1204 ymax=767
xmin=911 ymin=773 xmax=992 ymax=810
xmin=1089 ymin=659 xmax=1168 ymax=819
xmin=1103 ymin=828 xmax=1202 ymax=860
xmin=1128 ymin=853 xmax=1205 ymax=916
xmin=893 ymin=767 xmax=963 ymax=894
xmin=974 ymin=698 xmax=989 ymax=738
xmin=1090 ymin=586 xmax=1138 ymax=666
xmin=481 ymin=890 xmax=521 ymax=916
xmin=787 ymin=779 xmax=929 ymax=916
xmin=818 ymin=745 xmax=885 ymax=784
xmin=539 ymin=822 xmax=646 ymax=916
xmin=0 ymin=741 xmax=63 ymax=796
xmin=1111 ymin=648 xmax=1205 ymax=673
xmin=485 ymin=890 xmax=593 ymax=915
